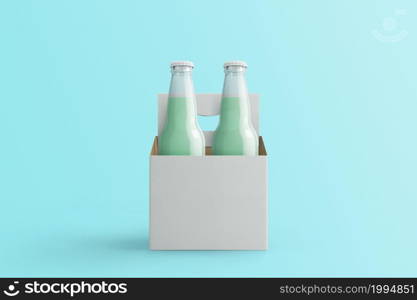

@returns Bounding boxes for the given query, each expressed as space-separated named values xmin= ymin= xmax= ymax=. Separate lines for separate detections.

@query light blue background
xmin=1 ymin=0 xmax=416 ymax=277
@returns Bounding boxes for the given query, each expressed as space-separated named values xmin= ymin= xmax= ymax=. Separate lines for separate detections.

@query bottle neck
xmin=169 ymin=67 xmax=195 ymax=98
xmin=166 ymin=67 xmax=198 ymax=127
xmin=222 ymin=67 xmax=248 ymax=98
xmin=219 ymin=67 xmax=251 ymax=128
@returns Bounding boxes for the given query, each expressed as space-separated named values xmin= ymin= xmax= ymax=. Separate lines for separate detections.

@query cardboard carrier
xmin=149 ymin=94 xmax=268 ymax=250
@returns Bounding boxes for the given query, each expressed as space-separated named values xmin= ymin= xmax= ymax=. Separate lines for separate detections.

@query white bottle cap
xmin=224 ymin=61 xmax=248 ymax=68
xmin=170 ymin=61 xmax=194 ymax=68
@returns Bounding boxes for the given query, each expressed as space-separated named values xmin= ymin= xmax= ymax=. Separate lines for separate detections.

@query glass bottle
xmin=212 ymin=61 xmax=258 ymax=155
xmin=159 ymin=61 xmax=205 ymax=155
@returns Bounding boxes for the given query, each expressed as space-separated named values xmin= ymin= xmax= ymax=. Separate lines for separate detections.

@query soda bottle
xmin=159 ymin=61 xmax=205 ymax=155
xmin=212 ymin=61 xmax=258 ymax=156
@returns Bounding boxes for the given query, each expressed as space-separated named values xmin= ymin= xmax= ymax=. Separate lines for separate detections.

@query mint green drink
xmin=159 ymin=62 xmax=205 ymax=156
xmin=213 ymin=62 xmax=258 ymax=156
xmin=159 ymin=97 xmax=204 ymax=155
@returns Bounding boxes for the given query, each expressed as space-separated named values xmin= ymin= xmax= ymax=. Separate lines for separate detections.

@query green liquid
xmin=159 ymin=97 xmax=204 ymax=155
xmin=212 ymin=97 xmax=258 ymax=155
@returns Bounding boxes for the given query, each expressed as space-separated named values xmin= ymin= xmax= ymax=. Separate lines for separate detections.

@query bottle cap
xmin=224 ymin=61 xmax=248 ymax=68
xmin=170 ymin=61 xmax=194 ymax=68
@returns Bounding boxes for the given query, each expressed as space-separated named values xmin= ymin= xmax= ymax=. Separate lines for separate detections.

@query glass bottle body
xmin=213 ymin=64 xmax=258 ymax=156
xmin=159 ymin=64 xmax=205 ymax=156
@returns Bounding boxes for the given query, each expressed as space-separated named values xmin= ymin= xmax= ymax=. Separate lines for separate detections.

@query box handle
xmin=157 ymin=94 xmax=260 ymax=137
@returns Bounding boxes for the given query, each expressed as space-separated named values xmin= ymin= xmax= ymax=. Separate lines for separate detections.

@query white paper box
xmin=149 ymin=94 xmax=268 ymax=250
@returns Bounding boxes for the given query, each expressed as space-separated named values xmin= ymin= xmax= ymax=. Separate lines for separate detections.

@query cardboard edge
xmin=149 ymin=247 xmax=268 ymax=251
xmin=259 ymin=136 xmax=267 ymax=156
xmin=150 ymin=136 xmax=268 ymax=157
xmin=150 ymin=136 xmax=158 ymax=155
